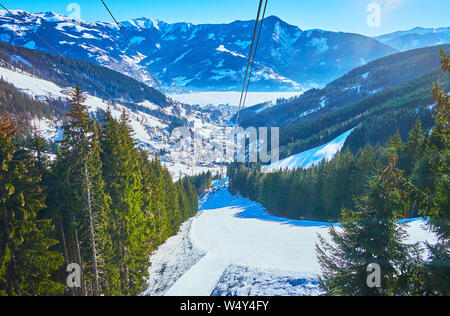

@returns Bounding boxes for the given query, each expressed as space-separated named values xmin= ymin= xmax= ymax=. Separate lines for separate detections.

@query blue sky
xmin=4 ymin=0 xmax=450 ymax=36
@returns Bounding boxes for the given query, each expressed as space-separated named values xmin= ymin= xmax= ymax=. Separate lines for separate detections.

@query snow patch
xmin=307 ymin=37 xmax=329 ymax=54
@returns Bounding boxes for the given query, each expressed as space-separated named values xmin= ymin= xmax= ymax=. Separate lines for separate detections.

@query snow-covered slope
xmin=0 ymin=66 xmax=166 ymax=142
xmin=262 ymin=128 xmax=356 ymax=173
xmin=0 ymin=11 xmax=396 ymax=91
xmin=143 ymin=185 xmax=436 ymax=296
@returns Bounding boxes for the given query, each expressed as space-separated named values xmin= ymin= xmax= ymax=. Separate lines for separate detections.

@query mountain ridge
xmin=375 ymin=26 xmax=450 ymax=51
xmin=0 ymin=10 xmax=397 ymax=91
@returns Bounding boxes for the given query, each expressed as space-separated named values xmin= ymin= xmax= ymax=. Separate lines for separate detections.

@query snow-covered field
xmin=169 ymin=91 xmax=304 ymax=107
xmin=143 ymin=185 xmax=437 ymax=296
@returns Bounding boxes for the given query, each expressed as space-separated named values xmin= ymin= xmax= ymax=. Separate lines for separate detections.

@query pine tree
xmin=316 ymin=158 xmax=421 ymax=296
xmin=182 ymin=177 xmax=198 ymax=217
xmin=0 ymin=115 xmax=64 ymax=296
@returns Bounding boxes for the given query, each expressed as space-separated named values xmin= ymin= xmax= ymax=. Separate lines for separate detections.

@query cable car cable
xmin=235 ymin=0 xmax=264 ymax=127
xmin=100 ymin=0 xmax=164 ymax=93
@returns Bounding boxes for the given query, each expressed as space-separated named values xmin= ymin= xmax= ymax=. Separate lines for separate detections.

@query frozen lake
xmin=169 ymin=91 xmax=304 ymax=107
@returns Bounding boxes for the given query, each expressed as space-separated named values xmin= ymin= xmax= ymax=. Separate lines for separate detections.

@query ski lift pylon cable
xmin=235 ymin=0 xmax=264 ymax=127
xmin=100 ymin=0 xmax=164 ymax=93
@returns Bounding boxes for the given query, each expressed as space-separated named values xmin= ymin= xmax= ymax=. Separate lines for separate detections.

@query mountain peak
xmin=264 ymin=15 xmax=282 ymax=22
xmin=123 ymin=18 xmax=155 ymax=29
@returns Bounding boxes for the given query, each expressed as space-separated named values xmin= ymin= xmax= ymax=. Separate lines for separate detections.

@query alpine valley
xmin=0 ymin=7 xmax=449 ymax=298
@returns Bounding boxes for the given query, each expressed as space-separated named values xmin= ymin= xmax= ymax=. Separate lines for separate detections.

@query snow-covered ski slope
xmin=143 ymin=185 xmax=436 ymax=296
xmin=262 ymin=127 xmax=357 ymax=173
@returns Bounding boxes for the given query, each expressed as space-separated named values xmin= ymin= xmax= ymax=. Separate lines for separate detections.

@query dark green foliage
xmin=316 ymin=51 xmax=450 ymax=296
xmin=229 ymin=144 xmax=389 ymax=221
xmin=52 ymin=87 xmax=111 ymax=296
xmin=0 ymin=115 xmax=64 ymax=296
xmin=316 ymin=159 xmax=423 ymax=295
xmin=189 ymin=171 xmax=213 ymax=195
xmin=420 ymin=49 xmax=450 ymax=296
xmin=0 ymin=87 xmax=198 ymax=296
xmin=228 ymin=115 xmax=438 ymax=222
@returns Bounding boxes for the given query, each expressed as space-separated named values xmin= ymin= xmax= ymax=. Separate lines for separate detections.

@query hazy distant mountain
xmin=236 ymin=44 xmax=449 ymax=128
xmin=0 ymin=11 xmax=396 ymax=91
xmin=376 ymin=27 xmax=450 ymax=51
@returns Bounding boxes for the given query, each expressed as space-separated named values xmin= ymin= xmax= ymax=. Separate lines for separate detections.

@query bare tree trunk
xmin=85 ymin=165 xmax=99 ymax=296
xmin=59 ymin=215 xmax=69 ymax=263
xmin=73 ymin=216 xmax=86 ymax=296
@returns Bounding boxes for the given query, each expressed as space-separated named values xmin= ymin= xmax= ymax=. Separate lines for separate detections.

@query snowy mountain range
xmin=0 ymin=10 xmax=397 ymax=91
xmin=376 ymin=27 xmax=450 ymax=52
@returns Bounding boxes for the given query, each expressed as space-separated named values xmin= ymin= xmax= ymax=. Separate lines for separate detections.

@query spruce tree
xmin=101 ymin=110 xmax=150 ymax=295
xmin=400 ymin=119 xmax=424 ymax=175
xmin=316 ymin=158 xmax=421 ymax=296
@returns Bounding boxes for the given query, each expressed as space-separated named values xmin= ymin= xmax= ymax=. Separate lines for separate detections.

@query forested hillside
xmin=0 ymin=88 xmax=198 ymax=296
xmin=189 ymin=171 xmax=213 ymax=195
xmin=280 ymin=68 xmax=450 ymax=157
xmin=0 ymin=78 xmax=61 ymax=132
xmin=229 ymin=124 xmax=422 ymax=221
